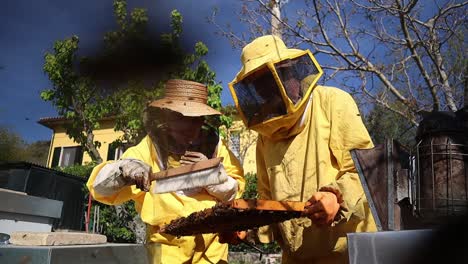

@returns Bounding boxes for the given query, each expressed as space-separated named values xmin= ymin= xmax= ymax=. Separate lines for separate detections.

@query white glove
xmin=205 ymin=165 xmax=238 ymax=202
xmin=93 ymin=158 xmax=151 ymax=196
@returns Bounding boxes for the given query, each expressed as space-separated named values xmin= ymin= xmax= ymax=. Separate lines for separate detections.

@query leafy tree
xmin=107 ymin=5 xmax=232 ymax=245
xmin=210 ymin=0 xmax=467 ymax=125
xmin=23 ymin=140 xmax=50 ymax=166
xmin=111 ymin=9 xmax=232 ymax=146
xmin=40 ymin=0 xmax=152 ymax=243
xmin=42 ymin=1 xmax=231 ymax=243
xmin=365 ymin=105 xmax=416 ymax=149
xmin=42 ymin=0 xmax=232 ymax=160
xmin=41 ymin=36 xmax=109 ymax=163
xmin=0 ymin=126 xmax=26 ymax=162
xmin=0 ymin=126 xmax=50 ymax=165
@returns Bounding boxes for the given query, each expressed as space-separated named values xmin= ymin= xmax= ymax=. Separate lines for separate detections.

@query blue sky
xmin=0 ymin=0 xmax=246 ymax=143
xmin=0 ymin=1 xmax=457 ymax=144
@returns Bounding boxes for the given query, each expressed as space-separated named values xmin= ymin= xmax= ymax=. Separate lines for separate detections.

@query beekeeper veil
xmin=228 ymin=35 xmax=323 ymax=139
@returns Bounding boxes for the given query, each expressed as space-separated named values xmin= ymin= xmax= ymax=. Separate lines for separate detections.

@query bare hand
xmin=218 ymin=231 xmax=247 ymax=245
xmin=302 ymin=192 xmax=340 ymax=227
xmin=180 ymin=151 xmax=208 ymax=165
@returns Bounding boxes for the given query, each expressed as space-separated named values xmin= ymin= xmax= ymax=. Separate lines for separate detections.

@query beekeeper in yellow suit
xmin=223 ymin=35 xmax=377 ymax=263
xmin=86 ymin=79 xmax=245 ymax=264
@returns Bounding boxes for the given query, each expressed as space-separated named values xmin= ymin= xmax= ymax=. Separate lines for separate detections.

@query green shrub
xmin=57 ymin=163 xmax=138 ymax=243
xmin=55 ymin=162 xmax=96 ymax=179
xmin=231 ymin=172 xmax=282 ymax=254
xmin=242 ymin=172 xmax=259 ymax=199
xmin=94 ymin=201 xmax=137 ymax=243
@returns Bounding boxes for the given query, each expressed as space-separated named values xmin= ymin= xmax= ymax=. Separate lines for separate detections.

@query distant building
xmin=226 ymin=117 xmax=257 ymax=175
xmin=38 ymin=117 xmax=124 ymax=167
xmin=38 ymin=115 xmax=258 ymax=174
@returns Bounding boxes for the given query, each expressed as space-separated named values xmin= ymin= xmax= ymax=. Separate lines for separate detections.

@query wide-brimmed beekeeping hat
xmin=149 ymin=79 xmax=221 ymax=116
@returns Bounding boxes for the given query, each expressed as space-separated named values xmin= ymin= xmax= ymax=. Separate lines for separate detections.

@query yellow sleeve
xmin=255 ymin=136 xmax=272 ymax=201
xmin=216 ymin=139 xmax=245 ymax=199
xmin=86 ymin=146 xmax=146 ymax=206
xmin=326 ymin=90 xmax=374 ymax=222
xmin=256 ymin=136 xmax=275 ymax=243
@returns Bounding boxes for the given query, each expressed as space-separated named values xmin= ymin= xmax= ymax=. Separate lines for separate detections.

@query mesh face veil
xmin=230 ymin=51 xmax=322 ymax=129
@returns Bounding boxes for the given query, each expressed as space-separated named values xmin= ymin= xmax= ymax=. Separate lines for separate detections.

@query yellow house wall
xmin=241 ymin=132 xmax=257 ymax=175
xmin=228 ymin=119 xmax=258 ymax=175
xmin=45 ymin=117 xmax=257 ymax=174
xmin=47 ymin=120 xmax=124 ymax=167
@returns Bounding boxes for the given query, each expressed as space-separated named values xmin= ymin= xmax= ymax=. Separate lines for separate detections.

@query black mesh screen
xmin=275 ymin=54 xmax=321 ymax=105
xmin=233 ymin=68 xmax=287 ymax=127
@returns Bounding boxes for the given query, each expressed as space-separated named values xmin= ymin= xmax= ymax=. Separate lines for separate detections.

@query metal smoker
xmin=347 ymin=109 xmax=468 ymax=264
xmin=352 ymin=109 xmax=467 ymax=231
xmin=413 ymin=111 xmax=468 ymax=227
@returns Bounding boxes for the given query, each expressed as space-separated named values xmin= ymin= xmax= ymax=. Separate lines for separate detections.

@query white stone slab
xmin=10 ymin=232 xmax=107 ymax=246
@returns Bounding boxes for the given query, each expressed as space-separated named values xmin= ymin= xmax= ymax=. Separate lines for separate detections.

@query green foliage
xmin=242 ymin=173 xmax=259 ymax=199
xmin=221 ymin=105 xmax=239 ymax=116
xmin=365 ymin=104 xmax=416 ymax=149
xmin=0 ymin=126 xmax=50 ymax=165
xmin=104 ymin=0 xmax=148 ymax=51
xmin=230 ymin=238 xmax=281 ymax=254
xmin=43 ymin=1 xmax=231 ymax=153
xmin=160 ymin=10 xmax=183 ymax=49
xmin=94 ymin=202 xmax=137 ymax=243
xmin=42 ymin=36 xmax=110 ymax=163
xmin=111 ymin=80 xmax=163 ymax=144
xmin=56 ymin=162 xmax=96 ymax=178
xmin=230 ymin=173 xmax=281 ymax=254
xmin=41 ymin=0 xmax=153 ymax=160
xmin=0 ymin=126 xmax=26 ymax=162
xmin=112 ymin=8 xmax=232 ymax=144
xmin=178 ymin=35 xmax=231 ymax=130
xmin=41 ymin=1 xmax=231 ymax=242
xmin=56 ymin=163 xmax=137 ymax=243
xmin=23 ymin=141 xmax=51 ymax=166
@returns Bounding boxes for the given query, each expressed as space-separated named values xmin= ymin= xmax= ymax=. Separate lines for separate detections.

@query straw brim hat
xmin=149 ymin=79 xmax=221 ymax=117
xmin=234 ymin=35 xmax=303 ymax=82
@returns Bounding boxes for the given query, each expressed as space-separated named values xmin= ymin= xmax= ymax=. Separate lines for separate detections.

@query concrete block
xmin=0 ymin=243 xmax=150 ymax=264
xmin=10 ymin=232 xmax=107 ymax=246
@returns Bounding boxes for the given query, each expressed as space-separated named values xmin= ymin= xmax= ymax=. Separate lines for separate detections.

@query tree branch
xmin=396 ymin=0 xmax=440 ymax=110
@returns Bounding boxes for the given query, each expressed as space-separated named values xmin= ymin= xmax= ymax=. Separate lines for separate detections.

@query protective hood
xmin=228 ymin=35 xmax=323 ymax=140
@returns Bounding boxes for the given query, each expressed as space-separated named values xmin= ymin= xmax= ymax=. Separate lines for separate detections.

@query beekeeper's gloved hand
xmin=93 ymin=159 xmax=152 ymax=196
xmin=180 ymin=151 xmax=208 ymax=165
xmin=205 ymin=164 xmax=238 ymax=202
xmin=302 ymin=191 xmax=340 ymax=227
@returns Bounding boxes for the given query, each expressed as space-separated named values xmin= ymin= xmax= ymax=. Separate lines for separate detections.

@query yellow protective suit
xmin=87 ymin=135 xmax=245 ymax=264
xmin=256 ymin=85 xmax=377 ymax=264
